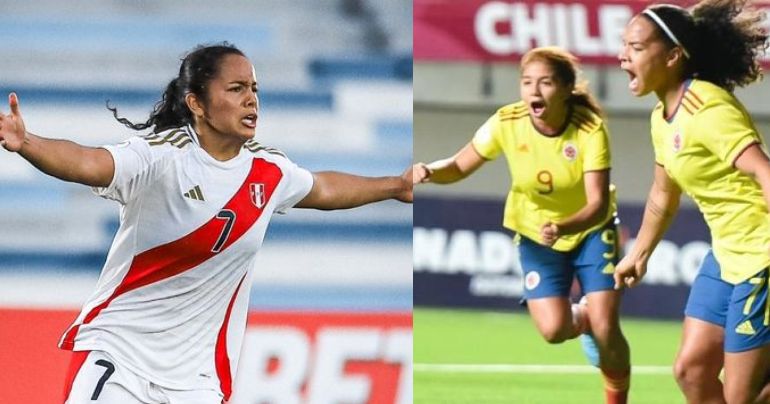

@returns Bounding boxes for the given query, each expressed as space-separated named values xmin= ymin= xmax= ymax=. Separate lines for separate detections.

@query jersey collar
xmin=664 ymin=78 xmax=693 ymax=124
xmin=185 ymin=124 xmax=248 ymax=169
xmin=186 ymin=124 xmax=202 ymax=146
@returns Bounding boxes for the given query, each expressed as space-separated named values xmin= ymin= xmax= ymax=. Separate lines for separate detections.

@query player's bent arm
xmin=614 ymin=165 xmax=681 ymax=289
xmin=415 ymin=142 xmax=487 ymax=184
xmin=628 ymin=164 xmax=681 ymax=263
xmin=19 ymin=133 xmax=115 ymax=187
xmin=296 ymin=168 xmax=412 ymax=210
xmin=553 ymin=169 xmax=610 ymax=235
xmin=734 ymin=143 xmax=770 ymax=211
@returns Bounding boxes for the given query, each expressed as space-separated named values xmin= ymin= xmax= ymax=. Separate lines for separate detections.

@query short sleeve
xmin=650 ymin=132 xmax=665 ymax=167
xmin=274 ymin=159 xmax=314 ymax=213
xmin=92 ymin=136 xmax=154 ymax=205
xmin=471 ymin=115 xmax=502 ymax=160
xmin=696 ymin=100 xmax=760 ymax=165
xmin=582 ymin=123 xmax=611 ymax=172
xmin=650 ymin=105 xmax=666 ymax=166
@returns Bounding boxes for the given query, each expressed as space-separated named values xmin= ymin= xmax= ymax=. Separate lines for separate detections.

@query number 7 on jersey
xmin=212 ymin=209 xmax=236 ymax=253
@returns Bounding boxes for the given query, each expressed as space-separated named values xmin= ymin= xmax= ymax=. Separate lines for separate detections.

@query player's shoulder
xmin=242 ymin=138 xmax=290 ymax=161
xmin=684 ymin=79 xmax=735 ymax=116
xmin=136 ymin=126 xmax=195 ymax=154
xmin=496 ymin=101 xmax=529 ymax=122
xmin=570 ymin=104 xmax=604 ymax=135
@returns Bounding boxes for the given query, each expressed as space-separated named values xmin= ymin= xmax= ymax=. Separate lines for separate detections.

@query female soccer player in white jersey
xmin=0 ymin=44 xmax=412 ymax=404
xmin=413 ymin=47 xmax=631 ymax=404
xmin=615 ymin=1 xmax=770 ymax=402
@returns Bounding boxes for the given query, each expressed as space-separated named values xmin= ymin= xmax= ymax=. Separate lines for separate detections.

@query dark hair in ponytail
xmin=108 ymin=42 xmax=246 ymax=133
xmin=521 ymin=47 xmax=605 ymax=117
xmin=645 ymin=1 xmax=768 ymax=91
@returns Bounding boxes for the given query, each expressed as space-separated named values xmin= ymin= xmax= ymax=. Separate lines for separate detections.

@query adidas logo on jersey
xmin=184 ymin=185 xmax=205 ymax=201
xmin=736 ymin=320 xmax=756 ymax=335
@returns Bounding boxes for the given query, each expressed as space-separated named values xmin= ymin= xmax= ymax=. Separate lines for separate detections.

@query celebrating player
xmin=615 ymin=1 xmax=770 ymax=402
xmin=0 ymin=43 xmax=412 ymax=404
xmin=413 ymin=47 xmax=631 ymax=404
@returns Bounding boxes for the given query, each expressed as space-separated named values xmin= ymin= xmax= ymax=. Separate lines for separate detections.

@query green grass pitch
xmin=414 ymin=308 xmax=687 ymax=403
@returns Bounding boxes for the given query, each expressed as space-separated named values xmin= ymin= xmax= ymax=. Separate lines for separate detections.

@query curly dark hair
xmin=645 ymin=0 xmax=768 ymax=91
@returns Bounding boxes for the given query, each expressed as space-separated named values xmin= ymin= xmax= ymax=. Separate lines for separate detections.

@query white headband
xmin=642 ymin=9 xmax=691 ymax=59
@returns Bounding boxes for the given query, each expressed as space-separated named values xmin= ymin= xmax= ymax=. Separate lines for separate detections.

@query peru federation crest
xmin=250 ymin=183 xmax=266 ymax=208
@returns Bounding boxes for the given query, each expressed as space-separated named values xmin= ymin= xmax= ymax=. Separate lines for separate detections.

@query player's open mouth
xmin=530 ymin=101 xmax=546 ymax=117
xmin=241 ymin=114 xmax=257 ymax=129
xmin=625 ymin=70 xmax=639 ymax=92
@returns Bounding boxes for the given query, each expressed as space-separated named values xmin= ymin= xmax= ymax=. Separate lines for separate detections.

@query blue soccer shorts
xmin=685 ymin=250 xmax=770 ymax=353
xmin=518 ymin=220 xmax=620 ymax=300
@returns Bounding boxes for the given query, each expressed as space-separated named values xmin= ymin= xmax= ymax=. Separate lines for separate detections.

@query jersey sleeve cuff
xmin=275 ymin=167 xmax=314 ymax=214
xmin=91 ymin=145 xmax=122 ymax=202
xmin=729 ymin=139 xmax=760 ymax=168
xmin=583 ymin=165 xmax=610 ymax=173
xmin=470 ymin=139 xmax=498 ymax=161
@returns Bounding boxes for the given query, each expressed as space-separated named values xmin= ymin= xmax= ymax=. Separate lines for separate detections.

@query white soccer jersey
xmin=59 ymin=125 xmax=313 ymax=400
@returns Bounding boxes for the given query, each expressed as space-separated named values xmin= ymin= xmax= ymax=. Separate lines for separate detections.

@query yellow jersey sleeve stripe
xmin=499 ymin=104 xmax=527 ymax=113
xmin=571 ymin=114 xmax=588 ymax=125
xmin=574 ymin=111 xmax=601 ymax=129
xmin=572 ymin=120 xmax=593 ymax=133
xmin=680 ymin=98 xmax=696 ymax=116
xmin=499 ymin=106 xmax=527 ymax=114
xmin=499 ymin=104 xmax=527 ymax=115
xmin=572 ymin=110 xmax=597 ymax=125
xmin=686 ymin=89 xmax=705 ymax=107
xmin=500 ymin=113 xmax=528 ymax=122
xmin=682 ymin=93 xmax=702 ymax=114
xmin=572 ymin=113 xmax=599 ymax=133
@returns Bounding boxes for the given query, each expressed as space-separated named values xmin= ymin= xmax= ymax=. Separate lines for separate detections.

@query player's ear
xmin=185 ymin=93 xmax=205 ymax=119
xmin=665 ymin=47 xmax=686 ymax=68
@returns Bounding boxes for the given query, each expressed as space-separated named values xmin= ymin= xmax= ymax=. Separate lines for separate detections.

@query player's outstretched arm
xmin=614 ymin=164 xmax=681 ymax=289
xmin=0 ymin=93 xmax=114 ymax=187
xmin=413 ymin=142 xmax=486 ymax=185
xmin=296 ymin=165 xmax=412 ymax=210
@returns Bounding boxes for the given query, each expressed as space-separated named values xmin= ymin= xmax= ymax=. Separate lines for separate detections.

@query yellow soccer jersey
xmin=472 ymin=101 xmax=617 ymax=252
xmin=650 ymin=79 xmax=770 ymax=284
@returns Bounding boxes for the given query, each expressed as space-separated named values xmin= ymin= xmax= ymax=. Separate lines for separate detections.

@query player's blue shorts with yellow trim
xmin=518 ymin=220 xmax=620 ymax=300
xmin=685 ymin=250 xmax=770 ymax=353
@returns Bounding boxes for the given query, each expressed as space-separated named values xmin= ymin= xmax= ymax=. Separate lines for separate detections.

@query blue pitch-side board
xmin=414 ymin=195 xmax=712 ymax=319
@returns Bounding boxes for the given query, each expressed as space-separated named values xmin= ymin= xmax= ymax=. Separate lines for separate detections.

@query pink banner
xmin=415 ymin=0 xmax=770 ymax=65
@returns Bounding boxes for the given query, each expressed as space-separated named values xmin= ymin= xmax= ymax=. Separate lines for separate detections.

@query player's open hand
xmin=397 ymin=165 xmax=414 ymax=203
xmin=613 ymin=254 xmax=647 ymax=289
xmin=412 ymin=162 xmax=432 ymax=184
xmin=0 ymin=93 xmax=27 ymax=152
xmin=540 ymin=222 xmax=559 ymax=246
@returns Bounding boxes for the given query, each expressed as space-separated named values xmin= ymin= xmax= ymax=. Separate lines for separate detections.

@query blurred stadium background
xmin=0 ymin=1 xmax=412 ymax=403
xmin=413 ymin=0 xmax=770 ymax=403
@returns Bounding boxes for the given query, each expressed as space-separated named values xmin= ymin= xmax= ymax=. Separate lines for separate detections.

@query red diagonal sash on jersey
xmin=61 ymin=158 xmax=283 ymax=350
xmin=215 ymin=272 xmax=247 ymax=401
